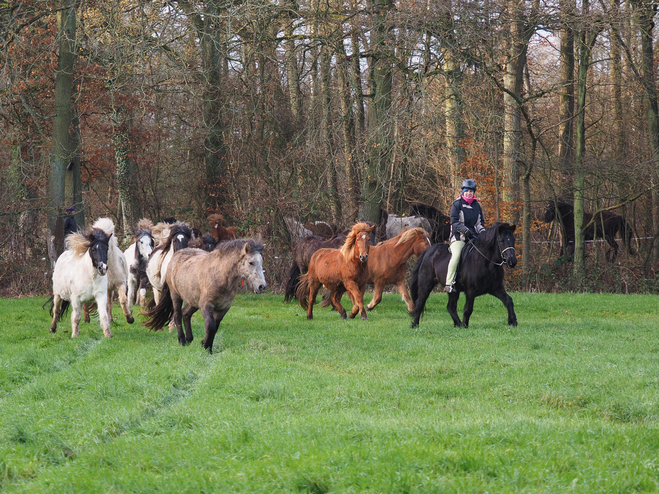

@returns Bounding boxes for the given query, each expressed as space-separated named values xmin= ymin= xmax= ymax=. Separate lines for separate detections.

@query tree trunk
xmin=444 ymin=50 xmax=465 ymax=188
xmin=361 ymin=0 xmax=394 ymax=223
xmin=558 ymin=0 xmax=575 ymax=172
xmin=48 ymin=0 xmax=78 ymax=234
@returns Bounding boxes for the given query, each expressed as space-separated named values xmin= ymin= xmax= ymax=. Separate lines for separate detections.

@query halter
xmin=468 ymin=235 xmax=515 ymax=266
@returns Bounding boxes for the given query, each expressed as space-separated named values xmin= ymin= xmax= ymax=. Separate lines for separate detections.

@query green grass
xmin=1 ymin=292 xmax=658 ymax=493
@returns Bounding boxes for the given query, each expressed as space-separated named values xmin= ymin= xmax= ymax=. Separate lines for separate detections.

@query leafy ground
xmin=1 ymin=292 xmax=658 ymax=493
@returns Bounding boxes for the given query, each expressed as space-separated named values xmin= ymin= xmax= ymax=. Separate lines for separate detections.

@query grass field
xmin=1 ymin=291 xmax=658 ymax=493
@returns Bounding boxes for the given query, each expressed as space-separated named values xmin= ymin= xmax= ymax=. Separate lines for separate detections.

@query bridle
xmin=468 ymin=234 xmax=516 ymax=266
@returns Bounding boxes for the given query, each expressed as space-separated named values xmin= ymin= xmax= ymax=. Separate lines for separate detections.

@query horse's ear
xmin=242 ymin=242 xmax=251 ymax=255
xmin=510 ymin=224 xmax=517 ymax=232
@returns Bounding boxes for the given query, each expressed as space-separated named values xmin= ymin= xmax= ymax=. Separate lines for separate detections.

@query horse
xmin=295 ymin=222 xmax=375 ymax=320
xmin=409 ymin=222 xmax=518 ymax=328
xmin=143 ymin=239 xmax=266 ymax=353
xmin=283 ymin=232 xmax=348 ymax=302
xmin=124 ymin=219 xmax=155 ymax=307
xmin=85 ymin=218 xmax=134 ymax=324
xmin=208 ymin=213 xmax=238 ymax=241
xmin=146 ymin=222 xmax=193 ymax=306
xmin=409 ymin=202 xmax=452 ymax=244
xmin=48 ymin=223 xmax=112 ymax=338
xmin=321 ymin=227 xmax=431 ymax=312
xmin=543 ymin=201 xmax=636 ymax=262
xmin=385 ymin=214 xmax=432 ymax=240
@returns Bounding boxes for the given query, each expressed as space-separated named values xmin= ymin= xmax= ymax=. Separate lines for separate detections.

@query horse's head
xmin=169 ymin=224 xmax=193 ymax=252
xmin=543 ymin=202 xmax=556 ymax=223
xmin=412 ymin=228 xmax=432 ymax=255
xmin=136 ymin=231 xmax=154 ymax=259
xmin=496 ymin=223 xmax=518 ymax=268
xmin=342 ymin=222 xmax=376 ymax=263
xmin=88 ymin=228 xmax=111 ymax=276
xmin=238 ymin=240 xmax=267 ymax=293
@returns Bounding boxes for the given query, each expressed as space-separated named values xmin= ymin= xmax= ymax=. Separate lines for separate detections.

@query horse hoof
xmin=126 ymin=315 xmax=135 ymax=324
xmin=410 ymin=322 xmax=418 ymax=329
xmin=361 ymin=315 xmax=368 ymax=320
xmin=341 ymin=314 xmax=347 ymax=320
xmin=49 ymin=327 xmax=57 ymax=333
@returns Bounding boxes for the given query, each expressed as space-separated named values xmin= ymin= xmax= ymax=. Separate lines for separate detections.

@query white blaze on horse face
xmin=139 ymin=235 xmax=153 ymax=258
xmin=242 ymin=253 xmax=266 ymax=294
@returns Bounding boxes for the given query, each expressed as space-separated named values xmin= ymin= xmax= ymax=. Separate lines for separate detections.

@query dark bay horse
xmin=543 ymin=201 xmax=635 ymax=262
xmin=410 ymin=203 xmax=452 ymax=244
xmin=321 ymin=227 xmax=432 ymax=312
xmin=143 ymin=239 xmax=266 ymax=353
xmin=410 ymin=222 xmax=518 ymax=328
xmin=283 ymin=232 xmax=348 ymax=302
xmin=296 ymin=222 xmax=375 ymax=320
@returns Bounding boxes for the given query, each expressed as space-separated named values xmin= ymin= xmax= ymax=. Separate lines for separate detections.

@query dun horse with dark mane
xmin=296 ymin=222 xmax=375 ymax=320
xmin=144 ymin=239 xmax=266 ymax=353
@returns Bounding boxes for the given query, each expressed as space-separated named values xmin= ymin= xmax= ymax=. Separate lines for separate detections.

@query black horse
xmin=543 ymin=201 xmax=635 ymax=262
xmin=409 ymin=202 xmax=452 ymax=244
xmin=409 ymin=222 xmax=518 ymax=328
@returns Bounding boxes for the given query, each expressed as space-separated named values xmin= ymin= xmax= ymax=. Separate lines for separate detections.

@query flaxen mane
xmin=66 ymin=230 xmax=100 ymax=256
xmin=340 ymin=222 xmax=372 ymax=260
xmin=395 ymin=227 xmax=429 ymax=247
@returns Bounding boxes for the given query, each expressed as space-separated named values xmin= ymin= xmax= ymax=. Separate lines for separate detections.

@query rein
xmin=467 ymin=238 xmax=515 ymax=266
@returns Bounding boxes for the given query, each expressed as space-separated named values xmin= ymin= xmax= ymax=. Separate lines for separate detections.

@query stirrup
xmin=444 ymin=284 xmax=456 ymax=293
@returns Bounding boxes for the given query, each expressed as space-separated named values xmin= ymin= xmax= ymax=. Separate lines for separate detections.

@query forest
xmin=1 ymin=0 xmax=658 ymax=296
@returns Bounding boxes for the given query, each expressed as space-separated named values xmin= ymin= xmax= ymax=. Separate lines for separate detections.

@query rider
xmin=445 ymin=179 xmax=486 ymax=293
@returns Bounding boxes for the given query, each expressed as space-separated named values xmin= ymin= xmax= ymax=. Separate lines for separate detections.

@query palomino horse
xmin=146 ymin=223 xmax=193 ymax=305
xmin=143 ymin=239 xmax=266 ymax=353
xmin=322 ymin=227 xmax=431 ymax=312
xmin=124 ymin=219 xmax=155 ymax=307
xmin=283 ymin=232 xmax=347 ymax=302
xmin=49 ymin=223 xmax=112 ymax=338
xmin=410 ymin=222 xmax=518 ymax=328
xmin=543 ymin=200 xmax=636 ymax=262
xmin=296 ymin=222 xmax=375 ymax=320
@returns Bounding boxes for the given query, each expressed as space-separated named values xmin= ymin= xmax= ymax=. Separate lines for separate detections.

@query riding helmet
xmin=461 ymin=179 xmax=477 ymax=191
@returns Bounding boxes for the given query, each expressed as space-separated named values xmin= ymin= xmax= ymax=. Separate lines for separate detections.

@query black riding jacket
xmin=449 ymin=196 xmax=486 ymax=243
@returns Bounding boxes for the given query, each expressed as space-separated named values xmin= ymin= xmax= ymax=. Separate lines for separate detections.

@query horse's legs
xmin=95 ymin=292 xmax=112 ymax=337
xmin=446 ymin=292 xmax=462 ymax=327
xmin=330 ymin=287 xmax=348 ymax=319
xmin=605 ymin=236 xmax=619 ymax=263
xmin=491 ymin=286 xmax=517 ymax=326
xmin=410 ymin=270 xmax=437 ymax=328
xmin=366 ymin=282 xmax=383 ymax=311
xmin=202 ymin=306 xmax=228 ymax=354
xmin=83 ymin=303 xmax=91 ymax=324
xmin=50 ymin=295 xmax=61 ymax=333
xmin=171 ymin=293 xmax=186 ymax=346
xmin=115 ymin=283 xmax=134 ymax=324
xmin=70 ymin=299 xmax=82 ymax=338
xmin=461 ymin=294 xmax=475 ymax=328
xmin=307 ymin=280 xmax=321 ymax=320
xmin=126 ymin=275 xmax=137 ymax=308
xmin=345 ymin=281 xmax=366 ymax=320
xmin=182 ymin=304 xmax=198 ymax=344
xmin=395 ymin=279 xmax=415 ymax=312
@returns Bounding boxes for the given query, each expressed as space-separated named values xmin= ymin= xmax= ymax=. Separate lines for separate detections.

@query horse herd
xmin=45 ymin=200 xmax=635 ymax=353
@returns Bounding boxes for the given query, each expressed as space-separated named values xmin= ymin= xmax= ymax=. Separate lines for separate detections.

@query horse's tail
xmin=42 ymin=295 xmax=54 ymax=312
xmin=295 ymin=273 xmax=310 ymax=310
xmin=410 ymin=247 xmax=430 ymax=303
xmin=319 ymin=290 xmax=333 ymax=308
xmin=283 ymin=261 xmax=301 ymax=302
xmin=142 ymin=283 xmax=173 ymax=331
xmin=43 ymin=295 xmax=71 ymax=321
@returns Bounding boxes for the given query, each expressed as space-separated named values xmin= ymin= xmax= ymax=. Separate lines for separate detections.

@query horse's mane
xmin=340 ymin=222 xmax=372 ymax=260
xmin=473 ymin=222 xmax=513 ymax=250
xmin=92 ymin=217 xmax=115 ymax=237
xmin=152 ymin=223 xmax=192 ymax=256
xmin=394 ymin=227 xmax=428 ymax=247
xmin=208 ymin=213 xmax=224 ymax=227
xmin=136 ymin=218 xmax=154 ymax=232
xmin=66 ymin=228 xmax=108 ymax=256
xmin=215 ymin=238 xmax=264 ymax=255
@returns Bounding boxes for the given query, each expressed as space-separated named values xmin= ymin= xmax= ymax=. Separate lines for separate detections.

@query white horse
xmin=84 ymin=218 xmax=134 ymax=324
xmin=385 ymin=214 xmax=432 ymax=240
xmin=124 ymin=219 xmax=155 ymax=307
xmin=49 ymin=224 xmax=112 ymax=338
xmin=146 ymin=222 xmax=193 ymax=306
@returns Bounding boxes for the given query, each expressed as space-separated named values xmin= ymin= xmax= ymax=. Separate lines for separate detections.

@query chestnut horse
xmin=321 ymin=227 xmax=431 ymax=312
xmin=296 ymin=222 xmax=375 ymax=320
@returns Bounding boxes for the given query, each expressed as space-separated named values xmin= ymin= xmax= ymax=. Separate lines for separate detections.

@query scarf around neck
xmin=461 ymin=194 xmax=477 ymax=205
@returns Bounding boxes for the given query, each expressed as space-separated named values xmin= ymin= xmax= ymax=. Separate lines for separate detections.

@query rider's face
xmin=462 ymin=189 xmax=475 ymax=198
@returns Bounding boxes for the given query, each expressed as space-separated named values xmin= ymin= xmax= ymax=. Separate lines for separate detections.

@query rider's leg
xmin=445 ymin=241 xmax=465 ymax=292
